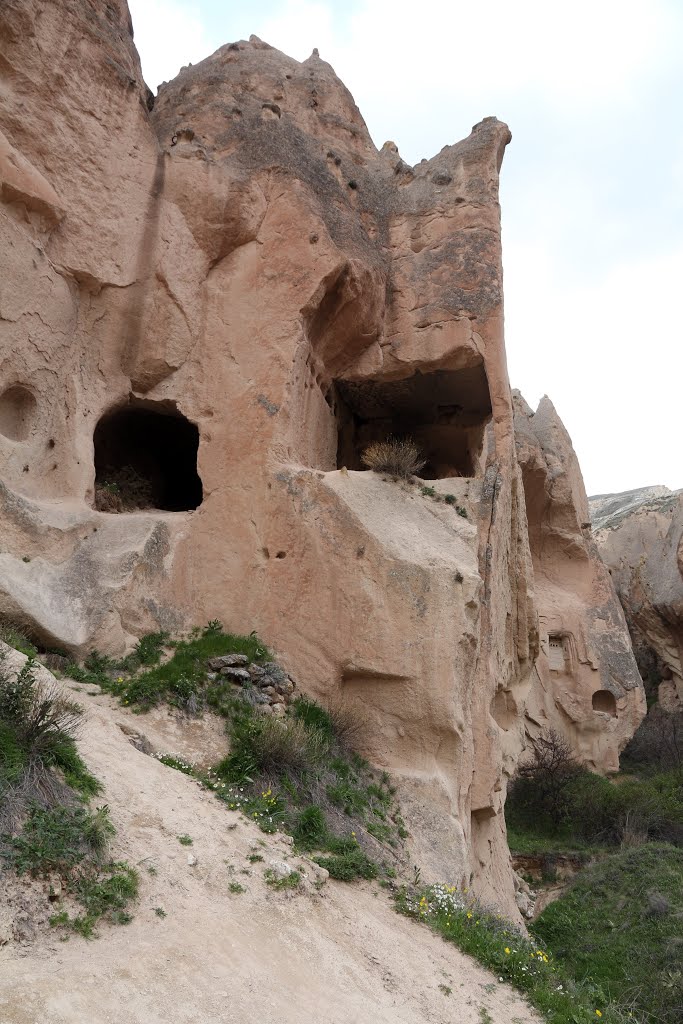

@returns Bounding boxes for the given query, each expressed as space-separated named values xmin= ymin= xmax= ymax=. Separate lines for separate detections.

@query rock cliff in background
xmin=0 ymin=0 xmax=643 ymax=914
xmin=591 ymin=488 xmax=683 ymax=711
xmin=512 ymin=395 xmax=645 ymax=771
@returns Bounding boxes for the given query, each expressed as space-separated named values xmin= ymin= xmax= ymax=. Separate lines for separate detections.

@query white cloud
xmin=128 ymin=0 xmax=213 ymax=91
xmin=504 ymin=241 xmax=683 ymax=494
xmin=258 ymin=0 xmax=680 ymax=138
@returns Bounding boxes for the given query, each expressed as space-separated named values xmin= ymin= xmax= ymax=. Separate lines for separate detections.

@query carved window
xmin=548 ymin=634 xmax=569 ymax=672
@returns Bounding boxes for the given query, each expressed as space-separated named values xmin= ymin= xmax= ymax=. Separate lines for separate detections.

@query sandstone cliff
xmin=513 ymin=395 xmax=646 ymax=771
xmin=591 ymin=487 xmax=683 ymax=711
xmin=0 ymin=0 xmax=644 ymax=915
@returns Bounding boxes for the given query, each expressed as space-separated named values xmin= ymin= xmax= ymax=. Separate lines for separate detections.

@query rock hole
xmin=592 ymin=690 xmax=617 ymax=716
xmin=275 ymin=551 xmax=287 ymax=559
xmin=93 ymin=399 xmax=203 ymax=512
xmin=0 ymin=385 xmax=38 ymax=442
xmin=348 ymin=180 xmax=358 ymax=190
xmin=334 ymin=366 xmax=492 ymax=479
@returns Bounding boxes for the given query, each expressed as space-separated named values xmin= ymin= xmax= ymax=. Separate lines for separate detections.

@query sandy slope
xmin=0 ymin=684 xmax=540 ymax=1024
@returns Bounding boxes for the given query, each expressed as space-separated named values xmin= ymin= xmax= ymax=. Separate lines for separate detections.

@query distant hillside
xmin=589 ymin=485 xmax=682 ymax=531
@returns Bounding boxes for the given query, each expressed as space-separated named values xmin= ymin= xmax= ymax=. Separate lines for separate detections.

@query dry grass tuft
xmin=361 ymin=437 xmax=426 ymax=479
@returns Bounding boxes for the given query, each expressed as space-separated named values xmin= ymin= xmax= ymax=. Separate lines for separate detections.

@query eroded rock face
xmin=0 ymin=2 xmax=637 ymax=915
xmin=513 ymin=394 xmax=646 ymax=772
xmin=591 ymin=488 xmax=683 ymax=710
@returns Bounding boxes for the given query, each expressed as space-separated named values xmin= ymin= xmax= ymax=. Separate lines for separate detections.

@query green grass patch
xmin=2 ymin=804 xmax=138 ymax=939
xmin=395 ymin=883 xmax=623 ymax=1023
xmin=61 ymin=623 xmax=270 ymax=714
xmin=65 ymin=624 xmax=403 ymax=883
xmin=314 ymin=847 xmax=378 ymax=881
xmin=506 ymin=827 xmax=603 ymax=859
xmin=533 ymin=844 xmax=683 ymax=1024
xmin=0 ymin=620 xmax=37 ymax=658
xmin=264 ymin=868 xmax=301 ymax=890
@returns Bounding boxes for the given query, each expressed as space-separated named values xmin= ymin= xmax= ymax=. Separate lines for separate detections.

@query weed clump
xmin=314 ymin=847 xmax=378 ymax=881
xmin=0 ymin=649 xmax=137 ymax=938
xmin=361 ymin=437 xmax=426 ymax=479
xmin=0 ymin=652 xmax=100 ymax=833
xmin=264 ymin=868 xmax=301 ymax=890
xmin=94 ymin=466 xmax=154 ymax=512
xmin=2 ymin=803 xmax=138 ymax=938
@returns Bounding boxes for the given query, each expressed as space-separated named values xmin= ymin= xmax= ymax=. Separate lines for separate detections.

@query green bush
xmin=507 ymin=728 xmax=683 ymax=849
xmin=314 ymin=848 xmax=378 ymax=881
xmin=293 ymin=805 xmax=327 ymax=850
xmin=0 ymin=654 xmax=101 ymax=832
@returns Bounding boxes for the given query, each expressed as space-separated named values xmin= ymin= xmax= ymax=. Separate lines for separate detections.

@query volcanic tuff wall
xmin=513 ymin=395 xmax=645 ymax=771
xmin=591 ymin=488 xmax=683 ymax=711
xmin=0 ymin=0 xmax=644 ymax=914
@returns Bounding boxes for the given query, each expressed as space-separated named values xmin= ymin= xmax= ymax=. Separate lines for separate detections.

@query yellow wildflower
xmin=504 ymin=948 xmax=511 ymax=955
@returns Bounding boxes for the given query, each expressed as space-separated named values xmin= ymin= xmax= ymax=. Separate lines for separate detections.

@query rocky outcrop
xmin=513 ymin=394 xmax=646 ymax=772
xmin=591 ymin=487 xmax=683 ymax=710
xmin=0 ymin=1 xmax=642 ymax=915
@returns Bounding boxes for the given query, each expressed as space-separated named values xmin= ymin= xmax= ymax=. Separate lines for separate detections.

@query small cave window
xmin=93 ymin=400 xmax=202 ymax=512
xmin=0 ymin=385 xmax=38 ymax=442
xmin=592 ymin=690 xmax=617 ymax=716
xmin=333 ymin=365 xmax=492 ymax=479
xmin=548 ymin=634 xmax=569 ymax=672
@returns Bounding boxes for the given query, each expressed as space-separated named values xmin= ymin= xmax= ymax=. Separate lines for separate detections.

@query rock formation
xmin=0 ymin=1 xmax=644 ymax=914
xmin=513 ymin=396 xmax=646 ymax=771
xmin=591 ymin=487 xmax=683 ymax=710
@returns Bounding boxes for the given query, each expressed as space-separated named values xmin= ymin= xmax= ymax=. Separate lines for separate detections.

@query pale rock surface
xmin=591 ymin=487 xmax=683 ymax=708
xmin=0 ymin=1 xmax=641 ymax=915
xmin=513 ymin=394 xmax=646 ymax=772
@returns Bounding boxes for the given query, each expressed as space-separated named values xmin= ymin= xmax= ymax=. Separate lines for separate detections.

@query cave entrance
xmin=93 ymin=400 xmax=202 ymax=512
xmin=333 ymin=365 xmax=491 ymax=479
xmin=592 ymin=690 xmax=617 ymax=716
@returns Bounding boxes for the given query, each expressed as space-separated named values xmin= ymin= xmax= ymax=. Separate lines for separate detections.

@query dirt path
xmin=0 ymin=684 xmax=541 ymax=1024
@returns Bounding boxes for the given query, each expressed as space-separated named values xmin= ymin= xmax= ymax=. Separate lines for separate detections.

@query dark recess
xmin=94 ymin=401 xmax=202 ymax=512
xmin=333 ymin=366 xmax=492 ymax=479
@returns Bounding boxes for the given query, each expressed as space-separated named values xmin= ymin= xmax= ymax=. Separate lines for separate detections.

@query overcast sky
xmin=127 ymin=0 xmax=682 ymax=496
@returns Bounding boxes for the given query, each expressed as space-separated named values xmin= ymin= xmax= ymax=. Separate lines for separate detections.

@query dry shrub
xmin=361 ymin=437 xmax=426 ymax=479
xmin=508 ymin=729 xmax=582 ymax=829
xmin=94 ymin=466 xmax=154 ymax=513
xmin=327 ymin=700 xmax=365 ymax=747
xmin=250 ymin=716 xmax=327 ymax=776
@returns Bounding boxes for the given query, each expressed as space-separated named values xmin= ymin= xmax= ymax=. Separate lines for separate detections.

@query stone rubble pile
xmin=207 ymin=655 xmax=296 ymax=716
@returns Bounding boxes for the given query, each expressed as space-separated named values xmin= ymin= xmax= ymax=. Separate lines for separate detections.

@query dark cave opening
xmin=333 ymin=365 xmax=492 ymax=479
xmin=93 ymin=400 xmax=202 ymax=513
xmin=592 ymin=689 xmax=617 ymax=716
